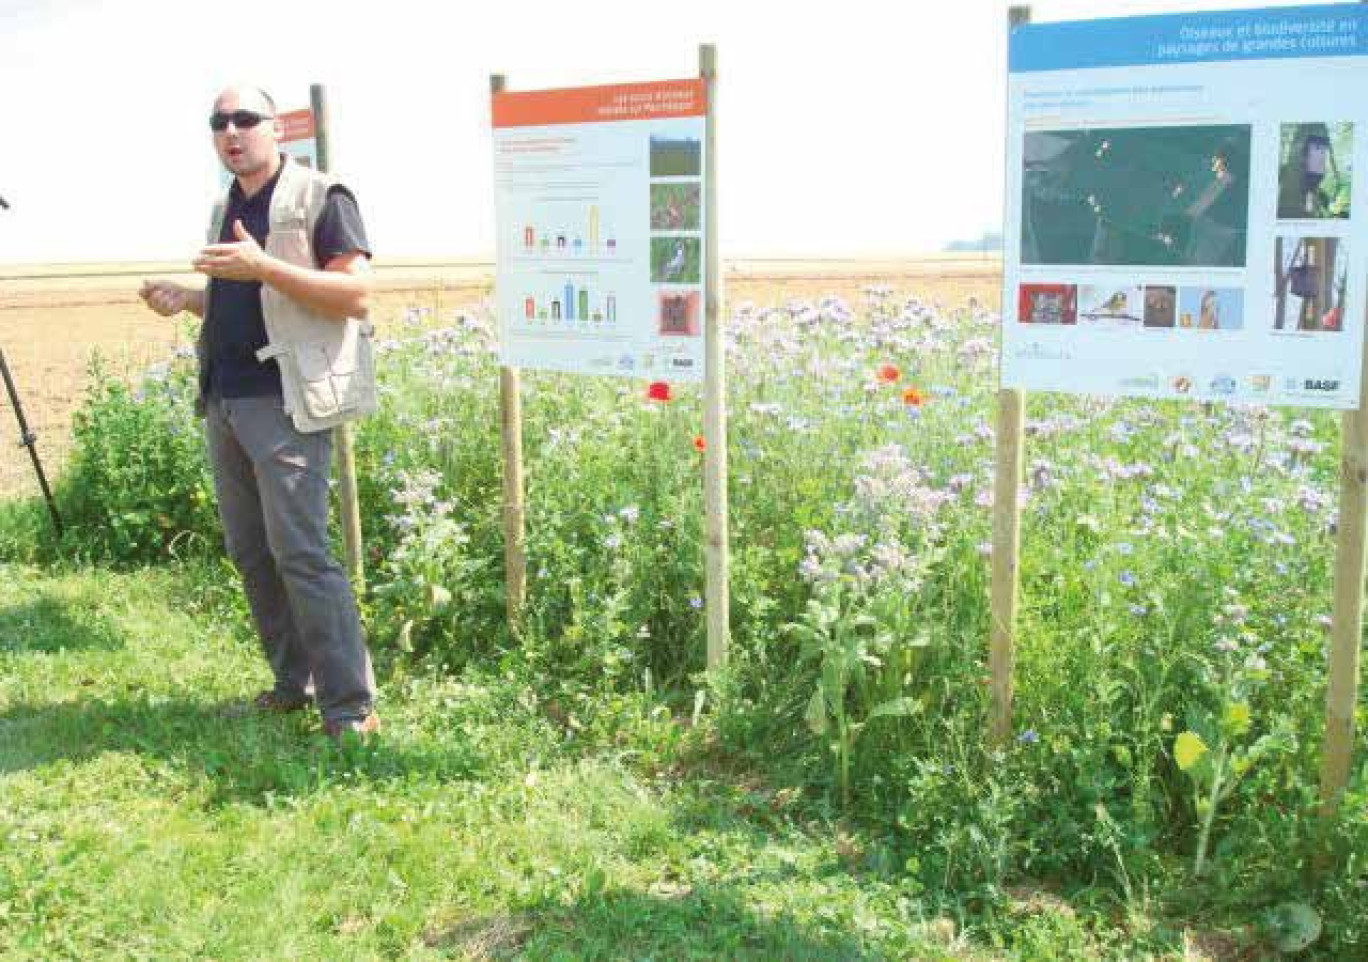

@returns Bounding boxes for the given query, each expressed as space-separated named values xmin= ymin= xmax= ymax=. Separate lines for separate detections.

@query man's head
xmin=210 ymin=86 xmax=280 ymax=180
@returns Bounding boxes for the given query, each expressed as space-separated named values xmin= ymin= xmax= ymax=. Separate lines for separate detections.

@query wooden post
xmin=990 ymin=5 xmax=1032 ymax=744
xmin=990 ymin=387 xmax=1025 ymax=744
xmin=700 ymin=44 xmax=730 ymax=670
xmin=1320 ymin=304 xmax=1368 ymax=819
xmin=1318 ymin=0 xmax=1368 ymax=827
xmin=310 ymin=82 xmax=366 ymax=593
xmin=491 ymin=73 xmax=528 ymax=629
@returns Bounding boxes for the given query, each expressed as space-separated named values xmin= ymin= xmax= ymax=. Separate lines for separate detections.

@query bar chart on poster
xmin=511 ymin=202 xmax=620 ymax=259
xmin=492 ymin=79 xmax=707 ymax=381
xmin=1001 ymin=4 xmax=1368 ymax=409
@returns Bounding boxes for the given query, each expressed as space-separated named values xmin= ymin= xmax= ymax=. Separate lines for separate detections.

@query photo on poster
xmin=1273 ymin=236 xmax=1348 ymax=332
xmin=656 ymin=290 xmax=700 ymax=336
xmin=649 ymin=135 xmax=701 ymax=177
xmin=651 ymin=237 xmax=701 ymax=283
xmin=650 ymin=182 xmax=701 ymax=230
xmin=1143 ymin=286 xmax=1177 ymax=328
xmin=1017 ymin=283 xmax=1077 ymax=324
xmin=1078 ymin=285 xmax=1143 ymax=327
xmin=1021 ymin=125 xmax=1250 ymax=268
xmin=1277 ymin=122 xmax=1353 ymax=220
xmin=1176 ymin=287 xmax=1244 ymax=330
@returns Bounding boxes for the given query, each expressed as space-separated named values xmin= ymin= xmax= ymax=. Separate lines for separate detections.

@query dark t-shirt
xmin=204 ymin=160 xmax=370 ymax=398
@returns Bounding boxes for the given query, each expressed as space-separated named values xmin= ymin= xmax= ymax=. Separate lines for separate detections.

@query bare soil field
xmin=0 ymin=256 xmax=1000 ymax=499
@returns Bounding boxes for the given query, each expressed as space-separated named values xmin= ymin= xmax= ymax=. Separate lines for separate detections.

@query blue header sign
xmin=1010 ymin=3 xmax=1368 ymax=73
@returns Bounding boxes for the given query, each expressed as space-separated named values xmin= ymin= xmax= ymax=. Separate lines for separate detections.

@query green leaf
xmin=804 ymin=688 xmax=828 ymax=736
xmin=867 ymin=696 xmax=922 ymax=721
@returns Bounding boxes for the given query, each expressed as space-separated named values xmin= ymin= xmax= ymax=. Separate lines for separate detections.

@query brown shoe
xmin=323 ymin=713 xmax=381 ymax=743
xmin=252 ymin=689 xmax=313 ymax=714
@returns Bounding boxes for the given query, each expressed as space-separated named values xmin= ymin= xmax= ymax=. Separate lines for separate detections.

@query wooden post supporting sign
xmin=490 ymin=73 xmax=529 ymax=631
xmin=989 ymin=5 xmax=1032 ymax=745
xmin=1320 ymin=53 xmax=1368 ymax=812
xmin=310 ymin=83 xmax=366 ymax=594
xmin=1318 ymin=0 xmax=1368 ymax=826
xmin=1321 ymin=356 xmax=1368 ymax=819
xmin=701 ymin=43 xmax=730 ymax=670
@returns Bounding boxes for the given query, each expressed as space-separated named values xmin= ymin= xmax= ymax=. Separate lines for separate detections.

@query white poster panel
xmin=1002 ymin=4 xmax=1368 ymax=409
xmin=492 ymin=80 xmax=707 ymax=381
xmin=278 ymin=108 xmax=319 ymax=169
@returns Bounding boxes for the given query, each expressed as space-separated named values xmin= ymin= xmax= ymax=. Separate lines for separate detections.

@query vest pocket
xmin=287 ymin=339 xmax=373 ymax=421
xmin=339 ymin=336 xmax=375 ymax=412
xmin=293 ymin=343 xmax=344 ymax=419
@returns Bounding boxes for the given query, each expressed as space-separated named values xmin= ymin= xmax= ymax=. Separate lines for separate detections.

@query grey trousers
xmin=204 ymin=396 xmax=375 ymax=723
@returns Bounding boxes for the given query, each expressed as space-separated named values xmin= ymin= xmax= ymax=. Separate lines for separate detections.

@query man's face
xmin=210 ymin=88 xmax=280 ymax=178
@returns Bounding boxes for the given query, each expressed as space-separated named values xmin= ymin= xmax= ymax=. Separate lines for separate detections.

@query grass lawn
xmin=1 ymin=563 xmax=1014 ymax=961
xmin=0 ymin=562 xmax=1325 ymax=960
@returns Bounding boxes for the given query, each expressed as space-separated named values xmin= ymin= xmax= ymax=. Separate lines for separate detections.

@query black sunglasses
xmin=209 ymin=109 xmax=273 ymax=132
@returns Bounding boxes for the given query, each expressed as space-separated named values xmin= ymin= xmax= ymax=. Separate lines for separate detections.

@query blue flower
xmin=1119 ymin=571 xmax=1135 ymax=587
xmin=1018 ymin=729 xmax=1040 ymax=745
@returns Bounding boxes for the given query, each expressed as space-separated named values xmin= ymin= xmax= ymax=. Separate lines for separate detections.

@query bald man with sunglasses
xmin=139 ymin=85 xmax=380 ymax=741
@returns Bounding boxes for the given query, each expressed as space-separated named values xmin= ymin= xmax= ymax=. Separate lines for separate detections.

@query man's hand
xmin=139 ymin=279 xmax=200 ymax=317
xmin=193 ymin=219 xmax=270 ymax=281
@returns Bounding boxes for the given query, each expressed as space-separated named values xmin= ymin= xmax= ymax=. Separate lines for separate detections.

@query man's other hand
xmin=139 ymin=279 xmax=194 ymax=317
xmin=193 ymin=219 xmax=268 ymax=281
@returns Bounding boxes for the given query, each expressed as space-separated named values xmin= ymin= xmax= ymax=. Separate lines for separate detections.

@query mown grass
xmin=0 ymin=564 xmax=934 ymax=959
xmin=0 ymin=562 xmax=1292 ymax=960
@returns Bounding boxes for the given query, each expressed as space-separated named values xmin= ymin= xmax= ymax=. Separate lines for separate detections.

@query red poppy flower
xmin=646 ymin=381 xmax=671 ymax=402
xmin=901 ymin=387 xmax=926 ymax=407
xmin=1323 ymin=307 xmax=1342 ymax=331
xmin=692 ymin=435 xmax=706 ymax=453
xmin=876 ymin=363 xmax=901 ymax=384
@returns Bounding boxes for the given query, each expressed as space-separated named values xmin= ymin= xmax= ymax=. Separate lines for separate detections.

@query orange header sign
xmin=279 ymin=108 xmax=315 ymax=143
xmin=492 ymin=79 xmax=706 ymax=128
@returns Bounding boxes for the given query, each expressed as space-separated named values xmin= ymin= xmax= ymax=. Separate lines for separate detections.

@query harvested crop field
xmin=0 ymin=256 xmax=999 ymax=497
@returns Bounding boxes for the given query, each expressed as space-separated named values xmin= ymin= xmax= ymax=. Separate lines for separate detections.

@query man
xmin=139 ymin=85 xmax=379 ymax=740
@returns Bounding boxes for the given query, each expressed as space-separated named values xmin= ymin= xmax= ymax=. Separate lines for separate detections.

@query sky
xmin=0 ymin=0 xmax=1318 ymax=265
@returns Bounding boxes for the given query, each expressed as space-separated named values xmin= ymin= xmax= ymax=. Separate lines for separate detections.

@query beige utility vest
xmin=203 ymin=156 xmax=378 ymax=434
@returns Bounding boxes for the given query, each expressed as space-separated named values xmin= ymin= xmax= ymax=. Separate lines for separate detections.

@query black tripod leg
xmin=0 ymin=348 xmax=63 ymax=536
